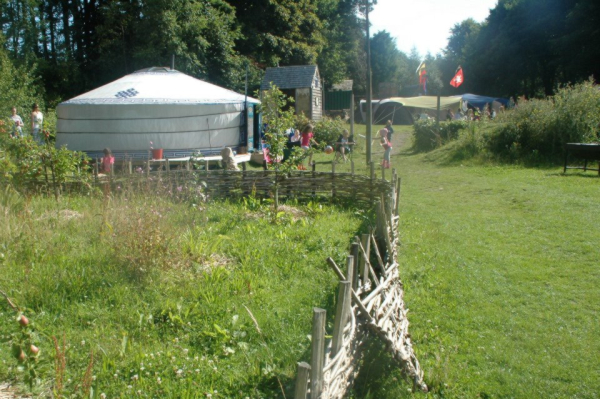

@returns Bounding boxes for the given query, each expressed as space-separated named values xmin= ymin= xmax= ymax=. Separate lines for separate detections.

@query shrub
xmin=491 ymin=79 xmax=600 ymax=160
xmin=313 ymin=116 xmax=346 ymax=146
xmin=412 ymin=119 xmax=468 ymax=152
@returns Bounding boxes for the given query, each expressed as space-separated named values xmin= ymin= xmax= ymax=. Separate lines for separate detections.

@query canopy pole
xmin=365 ymin=0 xmax=373 ymax=165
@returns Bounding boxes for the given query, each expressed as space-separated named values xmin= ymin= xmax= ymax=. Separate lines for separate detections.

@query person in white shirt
xmin=31 ymin=103 xmax=44 ymax=144
xmin=10 ymin=107 xmax=24 ymax=138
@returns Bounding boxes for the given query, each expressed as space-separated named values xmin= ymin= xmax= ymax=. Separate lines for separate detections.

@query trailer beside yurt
xmin=56 ymin=67 xmax=259 ymax=160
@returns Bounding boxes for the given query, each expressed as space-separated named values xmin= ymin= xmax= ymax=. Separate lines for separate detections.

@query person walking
xmin=31 ymin=103 xmax=44 ymax=144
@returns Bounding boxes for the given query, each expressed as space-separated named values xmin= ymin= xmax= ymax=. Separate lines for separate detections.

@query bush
xmin=491 ymin=79 xmax=600 ymax=160
xmin=292 ymin=115 xmax=347 ymax=147
xmin=0 ymin=125 xmax=91 ymax=190
xmin=412 ymin=119 xmax=468 ymax=152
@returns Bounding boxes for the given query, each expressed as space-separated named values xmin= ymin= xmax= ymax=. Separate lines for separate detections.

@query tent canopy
xmin=382 ymin=96 xmax=462 ymax=110
xmin=461 ymin=93 xmax=509 ymax=110
xmin=56 ymin=67 xmax=259 ymax=158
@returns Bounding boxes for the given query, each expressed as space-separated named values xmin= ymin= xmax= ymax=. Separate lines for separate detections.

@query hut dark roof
xmin=261 ymin=66 xmax=319 ymax=90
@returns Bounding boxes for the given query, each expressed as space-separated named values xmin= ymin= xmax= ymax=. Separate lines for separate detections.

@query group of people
xmin=8 ymin=104 xmax=44 ymax=143
xmin=446 ymin=103 xmax=502 ymax=121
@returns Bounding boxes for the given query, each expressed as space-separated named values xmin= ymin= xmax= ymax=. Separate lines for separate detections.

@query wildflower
xmin=176 ymin=369 xmax=183 ymax=377
xmin=100 ymin=394 xmax=106 ymax=399
xmin=131 ymin=374 xmax=139 ymax=381
xmin=177 ymin=186 xmax=183 ymax=192
xmin=157 ymin=377 xmax=162 ymax=384
xmin=127 ymin=385 xmax=132 ymax=389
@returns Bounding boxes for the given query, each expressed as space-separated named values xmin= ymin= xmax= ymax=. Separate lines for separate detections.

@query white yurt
xmin=56 ymin=67 xmax=259 ymax=159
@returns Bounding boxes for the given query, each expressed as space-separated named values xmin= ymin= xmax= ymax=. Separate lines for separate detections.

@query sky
xmin=369 ymin=0 xmax=499 ymax=56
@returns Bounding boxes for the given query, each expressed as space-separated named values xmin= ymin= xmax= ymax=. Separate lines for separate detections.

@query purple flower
xmin=177 ymin=186 xmax=183 ymax=192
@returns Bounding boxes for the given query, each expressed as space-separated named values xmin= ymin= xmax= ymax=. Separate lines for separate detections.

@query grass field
xmin=347 ymin=125 xmax=600 ymax=398
xmin=1 ymin=123 xmax=599 ymax=398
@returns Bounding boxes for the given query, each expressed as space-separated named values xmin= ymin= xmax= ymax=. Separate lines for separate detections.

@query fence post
xmin=381 ymin=163 xmax=385 ymax=181
xmin=369 ymin=162 xmax=375 ymax=205
xmin=294 ymin=362 xmax=311 ymax=399
xmin=351 ymin=241 xmax=360 ymax=291
xmin=310 ymin=308 xmax=326 ymax=399
xmin=331 ymin=161 xmax=336 ymax=199
xmin=396 ymin=177 xmax=401 ymax=216
xmin=346 ymin=255 xmax=355 ymax=290
xmin=360 ymin=234 xmax=371 ymax=287
xmin=332 ymin=281 xmax=351 ymax=356
xmin=351 ymin=159 xmax=355 ymax=175
xmin=312 ymin=161 xmax=316 ymax=197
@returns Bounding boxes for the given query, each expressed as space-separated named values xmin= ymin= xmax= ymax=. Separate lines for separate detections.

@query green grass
xmin=349 ymin=125 xmax=600 ymax=398
xmin=2 ymin=123 xmax=599 ymax=398
xmin=0 ymin=193 xmax=366 ymax=398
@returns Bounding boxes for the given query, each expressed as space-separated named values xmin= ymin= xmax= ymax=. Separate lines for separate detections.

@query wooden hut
xmin=261 ymin=65 xmax=323 ymax=121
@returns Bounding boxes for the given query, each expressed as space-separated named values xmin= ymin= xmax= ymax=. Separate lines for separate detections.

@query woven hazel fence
xmin=294 ymin=175 xmax=428 ymax=398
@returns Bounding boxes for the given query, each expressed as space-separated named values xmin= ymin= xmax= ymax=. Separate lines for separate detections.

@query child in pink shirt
xmin=100 ymin=148 xmax=115 ymax=174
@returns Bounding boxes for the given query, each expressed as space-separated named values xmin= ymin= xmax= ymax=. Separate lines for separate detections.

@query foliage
xmin=313 ymin=116 xmax=347 ymax=146
xmin=411 ymin=119 xmax=468 ymax=152
xmin=257 ymin=83 xmax=300 ymax=172
xmin=439 ymin=0 xmax=600 ymax=97
xmin=0 ymin=129 xmax=91 ymax=190
xmin=0 ymin=35 xmax=44 ymax=117
xmin=489 ymin=80 xmax=600 ymax=160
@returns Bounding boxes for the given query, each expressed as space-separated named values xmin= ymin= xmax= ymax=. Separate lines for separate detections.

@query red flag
xmin=450 ymin=67 xmax=464 ymax=88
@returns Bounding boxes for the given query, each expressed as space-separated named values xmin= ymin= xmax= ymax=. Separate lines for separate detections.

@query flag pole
xmin=365 ymin=0 xmax=373 ymax=165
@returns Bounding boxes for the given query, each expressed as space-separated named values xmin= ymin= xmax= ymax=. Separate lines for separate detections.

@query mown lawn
xmin=348 ymin=125 xmax=600 ymax=398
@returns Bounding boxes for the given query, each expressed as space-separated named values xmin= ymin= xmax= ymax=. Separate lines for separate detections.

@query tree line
xmin=1 ymin=0 xmax=599 ymax=114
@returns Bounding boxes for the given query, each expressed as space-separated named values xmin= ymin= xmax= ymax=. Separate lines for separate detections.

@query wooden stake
xmin=294 ymin=362 xmax=310 ymax=399
xmin=346 ymin=255 xmax=355 ymax=288
xmin=331 ymin=281 xmax=351 ymax=356
xmin=395 ymin=177 xmax=401 ymax=216
xmin=351 ymin=242 xmax=360 ymax=291
xmin=310 ymin=308 xmax=326 ymax=398
xmin=360 ymin=234 xmax=371 ymax=287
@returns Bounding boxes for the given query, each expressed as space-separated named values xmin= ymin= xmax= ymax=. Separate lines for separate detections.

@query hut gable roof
xmin=261 ymin=65 xmax=319 ymax=90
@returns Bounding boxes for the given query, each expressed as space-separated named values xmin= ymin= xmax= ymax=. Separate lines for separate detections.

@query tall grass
xmin=0 ymin=188 xmax=365 ymax=397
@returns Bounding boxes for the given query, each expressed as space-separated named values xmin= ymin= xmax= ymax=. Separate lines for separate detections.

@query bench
xmin=564 ymin=143 xmax=600 ymax=175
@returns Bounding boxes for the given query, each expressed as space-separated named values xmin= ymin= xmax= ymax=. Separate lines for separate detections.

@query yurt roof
xmin=61 ymin=67 xmax=259 ymax=105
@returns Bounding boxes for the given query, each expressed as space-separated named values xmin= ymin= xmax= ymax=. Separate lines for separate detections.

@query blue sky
xmin=369 ymin=0 xmax=498 ymax=56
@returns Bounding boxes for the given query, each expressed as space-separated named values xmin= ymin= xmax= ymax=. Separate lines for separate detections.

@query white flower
xmin=100 ymin=394 xmax=106 ymax=399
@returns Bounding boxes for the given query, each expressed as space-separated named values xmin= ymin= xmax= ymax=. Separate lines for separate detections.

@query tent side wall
xmin=56 ymin=102 xmax=247 ymax=159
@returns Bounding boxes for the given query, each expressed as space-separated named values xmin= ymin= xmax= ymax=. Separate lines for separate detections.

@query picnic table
xmin=563 ymin=143 xmax=600 ymax=175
